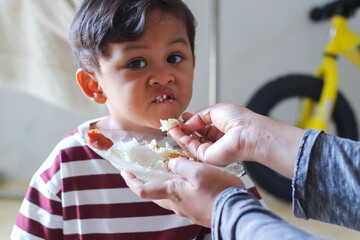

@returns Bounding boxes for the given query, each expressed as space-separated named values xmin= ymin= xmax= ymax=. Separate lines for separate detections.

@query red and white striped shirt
xmin=10 ymin=119 xmax=209 ymax=240
xmin=11 ymin=118 xmax=262 ymax=240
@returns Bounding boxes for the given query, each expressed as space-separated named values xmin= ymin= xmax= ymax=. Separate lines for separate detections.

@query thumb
xmin=168 ymin=158 xmax=206 ymax=182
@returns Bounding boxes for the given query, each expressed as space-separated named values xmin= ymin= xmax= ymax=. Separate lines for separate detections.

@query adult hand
xmin=169 ymin=103 xmax=263 ymax=166
xmin=170 ymin=103 xmax=304 ymax=178
xmin=121 ymin=158 xmax=245 ymax=228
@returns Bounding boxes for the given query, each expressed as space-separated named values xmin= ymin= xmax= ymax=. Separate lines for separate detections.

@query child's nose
xmin=148 ymin=68 xmax=175 ymax=86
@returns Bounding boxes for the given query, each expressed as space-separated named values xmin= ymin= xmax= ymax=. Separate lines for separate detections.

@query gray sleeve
xmin=293 ymin=129 xmax=360 ymax=230
xmin=212 ymin=187 xmax=325 ymax=240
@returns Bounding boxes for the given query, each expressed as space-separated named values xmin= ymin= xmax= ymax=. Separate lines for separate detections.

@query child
xmin=11 ymin=0 xmax=264 ymax=239
xmin=10 ymin=0 xmax=210 ymax=239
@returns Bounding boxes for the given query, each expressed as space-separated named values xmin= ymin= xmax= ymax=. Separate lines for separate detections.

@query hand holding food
xmin=168 ymin=103 xmax=304 ymax=179
xmin=86 ymin=117 xmax=244 ymax=182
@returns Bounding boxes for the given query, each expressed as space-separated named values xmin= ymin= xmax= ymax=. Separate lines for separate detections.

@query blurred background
xmin=1 ymin=0 xmax=360 ymax=239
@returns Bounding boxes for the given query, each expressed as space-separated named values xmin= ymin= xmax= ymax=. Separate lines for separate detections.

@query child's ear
xmin=76 ymin=69 xmax=107 ymax=104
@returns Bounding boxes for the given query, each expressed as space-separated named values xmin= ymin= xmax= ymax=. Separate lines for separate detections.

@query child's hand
xmin=121 ymin=158 xmax=245 ymax=228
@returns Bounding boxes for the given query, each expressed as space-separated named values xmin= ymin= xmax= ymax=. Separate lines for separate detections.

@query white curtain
xmin=0 ymin=0 xmax=106 ymax=113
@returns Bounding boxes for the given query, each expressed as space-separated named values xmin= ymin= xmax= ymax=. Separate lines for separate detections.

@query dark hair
xmin=69 ymin=0 xmax=196 ymax=72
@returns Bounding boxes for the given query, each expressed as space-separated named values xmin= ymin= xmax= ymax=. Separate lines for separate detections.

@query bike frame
xmin=297 ymin=16 xmax=360 ymax=131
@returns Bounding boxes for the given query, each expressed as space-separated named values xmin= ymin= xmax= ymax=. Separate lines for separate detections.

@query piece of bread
xmin=159 ymin=118 xmax=181 ymax=132
xmin=108 ymin=139 xmax=194 ymax=172
xmin=87 ymin=129 xmax=194 ymax=182
xmin=87 ymin=129 xmax=245 ymax=182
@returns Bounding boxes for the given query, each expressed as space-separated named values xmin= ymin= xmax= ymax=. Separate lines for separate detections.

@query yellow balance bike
xmin=244 ymin=0 xmax=360 ymax=201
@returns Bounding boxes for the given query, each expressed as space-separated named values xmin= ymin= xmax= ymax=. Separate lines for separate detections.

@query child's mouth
xmin=152 ymin=94 xmax=175 ymax=103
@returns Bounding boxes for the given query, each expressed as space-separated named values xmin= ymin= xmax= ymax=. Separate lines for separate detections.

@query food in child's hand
xmin=159 ymin=118 xmax=181 ymax=131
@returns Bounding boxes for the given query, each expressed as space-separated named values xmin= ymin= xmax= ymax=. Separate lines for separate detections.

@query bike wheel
xmin=244 ymin=74 xmax=358 ymax=201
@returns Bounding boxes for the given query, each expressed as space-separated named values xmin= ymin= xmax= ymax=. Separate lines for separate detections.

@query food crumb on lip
xmin=152 ymin=94 xmax=175 ymax=103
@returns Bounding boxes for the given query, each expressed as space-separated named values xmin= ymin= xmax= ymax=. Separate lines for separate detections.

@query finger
xmin=182 ymin=108 xmax=212 ymax=132
xmin=121 ymin=170 xmax=186 ymax=200
xmin=182 ymin=108 xmax=224 ymax=142
xmin=199 ymin=125 xmax=224 ymax=143
xmin=180 ymin=112 xmax=197 ymax=136
xmin=168 ymin=158 xmax=212 ymax=181
xmin=121 ymin=170 xmax=142 ymax=186
xmin=170 ymin=126 xmax=231 ymax=165
xmin=169 ymin=158 xmax=246 ymax=190
xmin=121 ymin=170 xmax=166 ymax=199
xmin=168 ymin=123 xmax=208 ymax=144
xmin=181 ymin=112 xmax=194 ymax=122
xmin=182 ymin=112 xmax=211 ymax=138
xmin=168 ymin=127 xmax=200 ymax=151
xmin=120 ymin=170 xmax=148 ymax=198
xmin=169 ymin=128 xmax=212 ymax=160
xmin=198 ymin=127 xmax=243 ymax=165
xmin=184 ymin=104 xmax=244 ymax=134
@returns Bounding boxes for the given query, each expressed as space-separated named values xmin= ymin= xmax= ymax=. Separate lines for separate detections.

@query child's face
xmin=95 ymin=9 xmax=195 ymax=132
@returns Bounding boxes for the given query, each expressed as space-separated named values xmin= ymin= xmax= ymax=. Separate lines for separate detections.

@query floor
xmin=1 ymin=183 xmax=359 ymax=240
xmin=257 ymin=188 xmax=360 ymax=240
xmin=0 ymin=181 xmax=27 ymax=240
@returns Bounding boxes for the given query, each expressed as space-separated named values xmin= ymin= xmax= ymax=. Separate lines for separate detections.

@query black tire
xmin=244 ymin=74 xmax=358 ymax=202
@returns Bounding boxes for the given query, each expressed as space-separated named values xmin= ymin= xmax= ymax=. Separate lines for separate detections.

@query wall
xmin=0 ymin=88 xmax=101 ymax=181
xmin=1 ymin=0 xmax=360 ymax=182
xmin=219 ymin=0 xmax=360 ymax=125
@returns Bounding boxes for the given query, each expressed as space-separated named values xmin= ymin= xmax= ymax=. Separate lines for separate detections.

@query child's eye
xmin=167 ymin=55 xmax=183 ymax=64
xmin=128 ymin=59 xmax=146 ymax=69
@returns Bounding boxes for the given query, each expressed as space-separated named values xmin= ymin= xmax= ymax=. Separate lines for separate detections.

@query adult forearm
xmin=293 ymin=129 xmax=360 ymax=230
xmin=212 ymin=187 xmax=325 ymax=240
xmin=250 ymin=113 xmax=305 ymax=179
